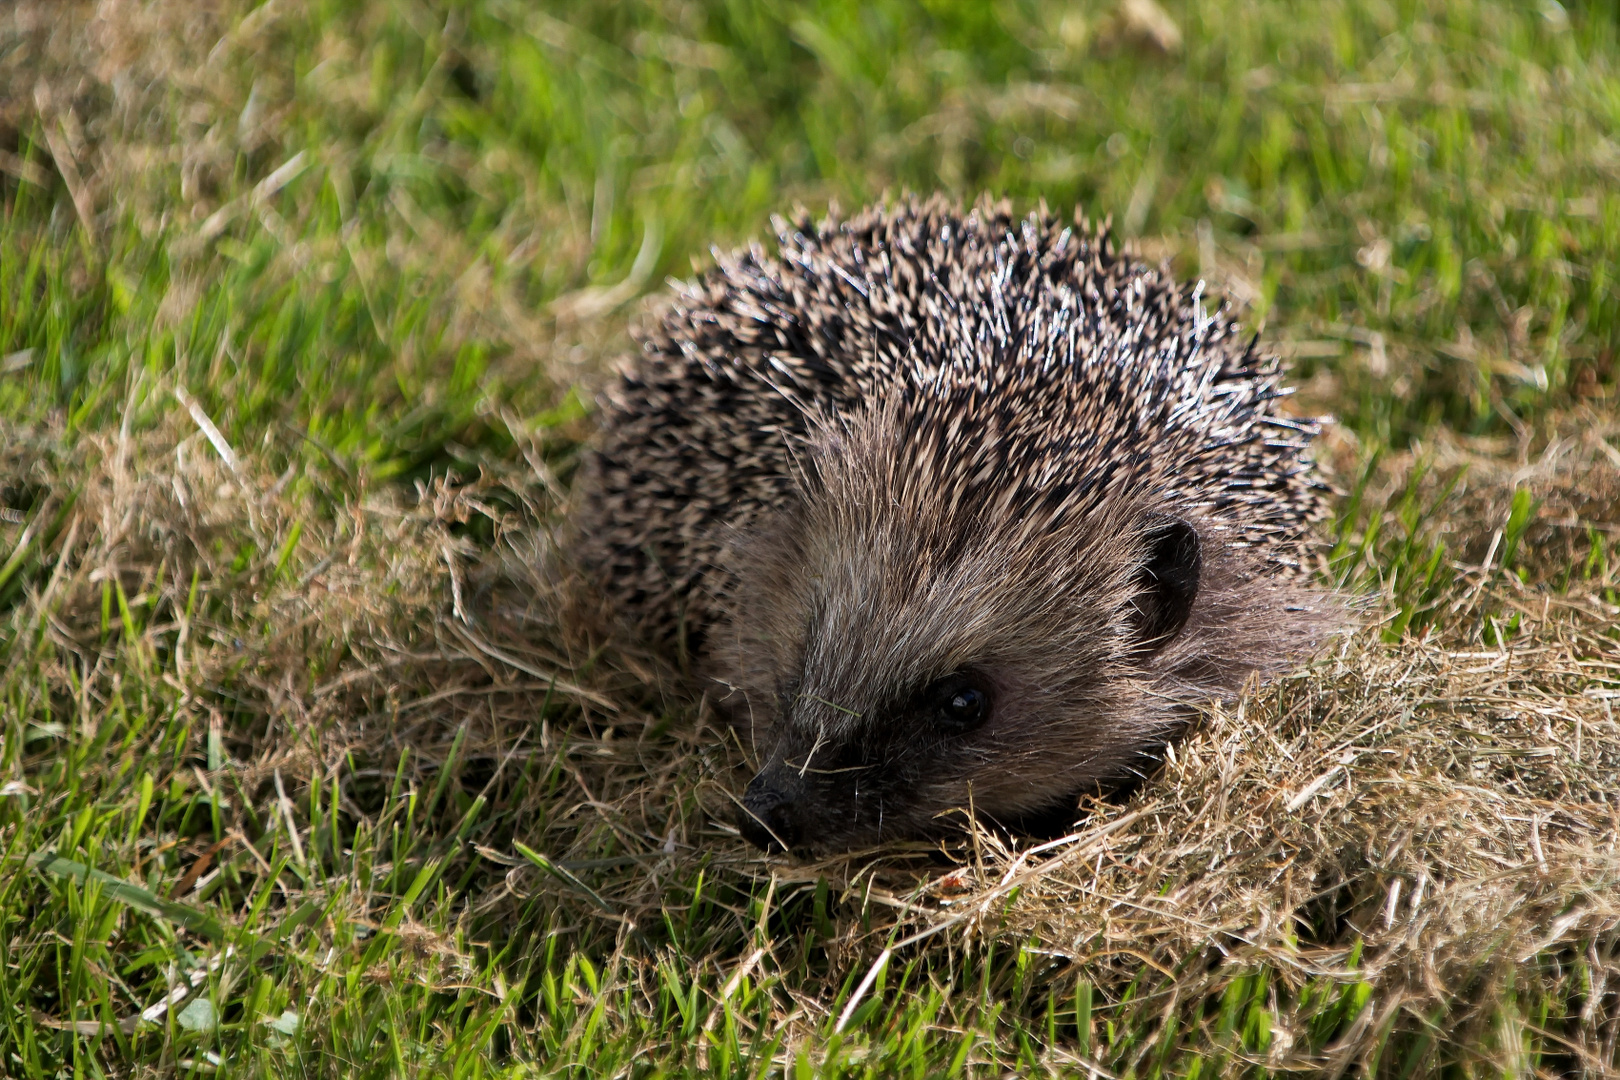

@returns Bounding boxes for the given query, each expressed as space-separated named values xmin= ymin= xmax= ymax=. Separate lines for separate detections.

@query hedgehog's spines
xmin=575 ymin=195 xmax=1328 ymax=649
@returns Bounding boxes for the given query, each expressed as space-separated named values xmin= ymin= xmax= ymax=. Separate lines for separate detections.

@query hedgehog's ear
xmin=1126 ymin=517 xmax=1201 ymax=653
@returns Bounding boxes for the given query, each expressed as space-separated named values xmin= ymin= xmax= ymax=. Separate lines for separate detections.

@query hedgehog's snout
xmin=738 ymin=764 xmax=807 ymax=852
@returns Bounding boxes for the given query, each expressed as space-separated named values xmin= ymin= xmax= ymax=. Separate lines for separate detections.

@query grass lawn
xmin=2 ymin=0 xmax=1620 ymax=1075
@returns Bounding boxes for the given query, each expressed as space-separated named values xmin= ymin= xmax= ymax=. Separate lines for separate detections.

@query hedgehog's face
xmin=712 ymin=416 xmax=1206 ymax=852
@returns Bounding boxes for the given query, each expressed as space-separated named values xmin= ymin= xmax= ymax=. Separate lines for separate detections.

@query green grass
xmin=2 ymin=0 xmax=1620 ymax=1076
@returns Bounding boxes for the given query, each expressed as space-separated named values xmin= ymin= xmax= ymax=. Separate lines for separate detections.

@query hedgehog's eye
xmin=926 ymin=675 xmax=990 ymax=734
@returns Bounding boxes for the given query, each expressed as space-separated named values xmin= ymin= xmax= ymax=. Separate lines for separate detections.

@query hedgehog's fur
xmin=572 ymin=195 xmax=1340 ymax=852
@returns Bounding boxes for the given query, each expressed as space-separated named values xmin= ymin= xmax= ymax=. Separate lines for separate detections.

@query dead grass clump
xmin=948 ymin=625 xmax=1620 ymax=1073
xmin=2 ymin=392 xmax=712 ymax=905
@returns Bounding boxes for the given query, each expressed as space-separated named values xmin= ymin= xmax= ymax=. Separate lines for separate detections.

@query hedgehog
xmin=570 ymin=196 xmax=1340 ymax=852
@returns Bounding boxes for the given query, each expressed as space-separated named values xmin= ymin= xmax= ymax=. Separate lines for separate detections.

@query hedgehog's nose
xmin=738 ymin=771 xmax=804 ymax=852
